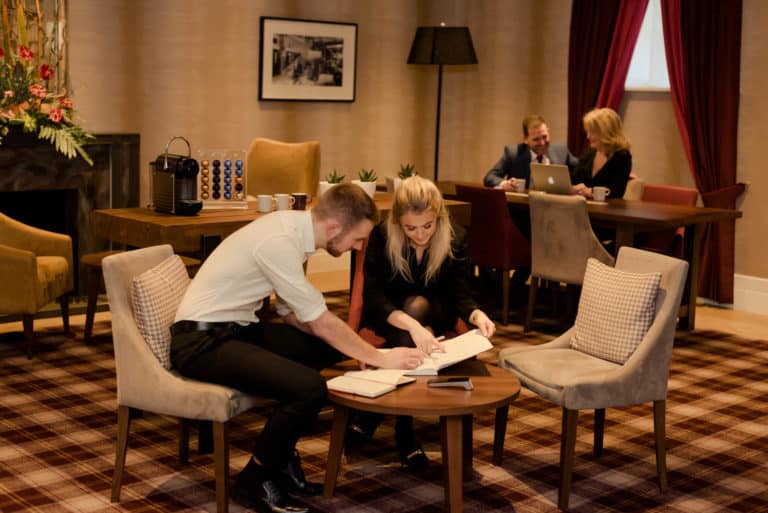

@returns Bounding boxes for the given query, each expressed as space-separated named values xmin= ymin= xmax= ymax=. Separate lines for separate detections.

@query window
xmin=625 ymin=0 xmax=670 ymax=90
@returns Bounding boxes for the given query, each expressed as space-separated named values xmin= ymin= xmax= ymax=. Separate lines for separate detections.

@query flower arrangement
xmin=0 ymin=2 xmax=92 ymax=164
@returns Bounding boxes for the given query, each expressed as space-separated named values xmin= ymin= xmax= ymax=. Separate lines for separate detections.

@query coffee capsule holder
xmin=197 ymin=149 xmax=248 ymax=210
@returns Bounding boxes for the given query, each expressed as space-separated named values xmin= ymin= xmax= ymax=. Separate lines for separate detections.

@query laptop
xmin=530 ymin=163 xmax=573 ymax=195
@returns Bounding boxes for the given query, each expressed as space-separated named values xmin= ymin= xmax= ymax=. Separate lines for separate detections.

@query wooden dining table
xmin=439 ymin=181 xmax=742 ymax=330
xmin=92 ymin=192 xmax=471 ymax=258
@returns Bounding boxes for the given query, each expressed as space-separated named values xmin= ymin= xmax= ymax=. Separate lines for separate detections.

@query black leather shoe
xmin=277 ymin=450 xmax=323 ymax=496
xmin=232 ymin=461 xmax=309 ymax=513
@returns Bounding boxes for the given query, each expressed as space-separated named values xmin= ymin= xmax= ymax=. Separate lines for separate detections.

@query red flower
xmin=48 ymin=107 xmax=63 ymax=123
xmin=19 ymin=45 xmax=33 ymax=61
xmin=29 ymin=83 xmax=47 ymax=98
xmin=59 ymin=97 xmax=73 ymax=109
xmin=40 ymin=64 xmax=54 ymax=80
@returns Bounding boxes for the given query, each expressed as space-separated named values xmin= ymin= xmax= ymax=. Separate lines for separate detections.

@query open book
xmin=326 ymin=329 xmax=493 ymax=397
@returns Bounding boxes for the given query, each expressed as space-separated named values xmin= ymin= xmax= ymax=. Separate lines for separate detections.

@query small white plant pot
xmin=352 ymin=179 xmax=377 ymax=199
xmin=386 ymin=176 xmax=402 ymax=193
xmin=317 ymin=181 xmax=339 ymax=196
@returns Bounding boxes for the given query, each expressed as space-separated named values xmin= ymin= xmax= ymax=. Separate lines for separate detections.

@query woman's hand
xmin=409 ymin=324 xmax=444 ymax=354
xmin=469 ymin=309 xmax=495 ymax=337
xmin=571 ymin=183 xmax=592 ymax=198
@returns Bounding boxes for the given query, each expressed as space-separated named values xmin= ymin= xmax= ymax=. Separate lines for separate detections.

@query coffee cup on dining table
xmin=291 ymin=192 xmax=308 ymax=210
xmin=275 ymin=193 xmax=294 ymax=211
xmin=592 ymin=186 xmax=611 ymax=202
xmin=257 ymin=194 xmax=274 ymax=213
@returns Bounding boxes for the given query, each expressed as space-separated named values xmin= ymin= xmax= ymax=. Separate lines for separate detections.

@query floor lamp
xmin=407 ymin=25 xmax=478 ymax=182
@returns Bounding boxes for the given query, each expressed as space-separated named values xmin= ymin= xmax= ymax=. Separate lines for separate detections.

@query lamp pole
xmin=434 ymin=64 xmax=443 ymax=182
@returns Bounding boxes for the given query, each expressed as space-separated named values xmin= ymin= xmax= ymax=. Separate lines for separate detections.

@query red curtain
xmin=661 ymin=0 xmax=743 ymax=303
xmin=594 ymin=0 xmax=649 ymax=110
xmin=567 ymin=0 xmax=621 ymax=155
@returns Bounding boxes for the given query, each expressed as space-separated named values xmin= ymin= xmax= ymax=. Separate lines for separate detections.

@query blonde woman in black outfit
xmin=571 ymin=107 xmax=632 ymax=199
xmin=349 ymin=176 xmax=495 ymax=471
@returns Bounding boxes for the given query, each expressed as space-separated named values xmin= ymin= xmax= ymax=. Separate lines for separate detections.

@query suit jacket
xmin=484 ymin=142 xmax=578 ymax=188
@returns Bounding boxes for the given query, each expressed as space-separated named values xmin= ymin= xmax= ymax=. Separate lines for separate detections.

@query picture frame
xmin=259 ymin=17 xmax=358 ymax=102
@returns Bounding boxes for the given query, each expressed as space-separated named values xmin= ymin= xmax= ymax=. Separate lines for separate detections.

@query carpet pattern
xmin=1 ymin=292 xmax=767 ymax=513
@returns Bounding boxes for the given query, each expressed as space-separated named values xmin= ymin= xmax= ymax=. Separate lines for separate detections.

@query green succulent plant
xmin=398 ymin=163 xmax=415 ymax=178
xmin=326 ymin=169 xmax=345 ymax=183
xmin=358 ymin=168 xmax=378 ymax=182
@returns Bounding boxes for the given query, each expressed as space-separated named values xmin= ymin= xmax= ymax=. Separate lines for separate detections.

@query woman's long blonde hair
xmin=385 ymin=176 xmax=454 ymax=284
xmin=583 ymin=107 xmax=630 ymax=158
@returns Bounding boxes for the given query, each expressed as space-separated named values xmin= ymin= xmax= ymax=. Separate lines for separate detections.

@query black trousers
xmin=170 ymin=322 xmax=343 ymax=471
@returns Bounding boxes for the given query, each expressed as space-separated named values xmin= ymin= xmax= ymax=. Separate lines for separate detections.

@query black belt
xmin=171 ymin=320 xmax=244 ymax=336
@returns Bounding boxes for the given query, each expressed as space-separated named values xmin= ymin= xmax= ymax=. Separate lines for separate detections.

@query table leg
xmin=493 ymin=405 xmax=509 ymax=465
xmin=462 ymin=414 xmax=473 ymax=482
xmin=324 ymin=405 xmax=350 ymax=498
xmin=441 ymin=415 xmax=463 ymax=513
xmin=679 ymin=223 xmax=703 ymax=330
xmin=613 ymin=224 xmax=636 ymax=254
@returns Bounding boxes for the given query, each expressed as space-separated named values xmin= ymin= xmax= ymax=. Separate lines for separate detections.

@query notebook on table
xmin=530 ymin=163 xmax=573 ymax=195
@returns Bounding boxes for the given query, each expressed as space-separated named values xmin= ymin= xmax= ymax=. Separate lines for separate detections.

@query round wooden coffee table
xmin=323 ymin=362 xmax=521 ymax=513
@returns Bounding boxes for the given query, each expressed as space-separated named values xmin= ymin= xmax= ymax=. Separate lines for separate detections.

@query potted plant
xmin=317 ymin=169 xmax=345 ymax=196
xmin=352 ymin=168 xmax=378 ymax=198
xmin=387 ymin=163 xmax=416 ymax=193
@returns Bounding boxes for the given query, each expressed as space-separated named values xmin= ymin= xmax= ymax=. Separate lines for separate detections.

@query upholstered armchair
xmin=102 ymin=245 xmax=269 ymax=513
xmin=499 ymin=247 xmax=688 ymax=509
xmin=0 ymin=212 xmax=73 ymax=357
xmin=246 ymin=137 xmax=321 ymax=198
xmin=525 ymin=192 xmax=614 ymax=332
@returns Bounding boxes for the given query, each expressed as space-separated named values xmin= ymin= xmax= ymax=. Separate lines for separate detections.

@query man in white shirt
xmin=171 ymin=184 xmax=426 ymax=513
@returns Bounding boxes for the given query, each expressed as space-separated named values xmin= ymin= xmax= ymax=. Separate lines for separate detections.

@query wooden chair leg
xmin=593 ymin=408 xmax=605 ymax=458
xmin=22 ymin=314 xmax=34 ymax=358
xmin=178 ymin=418 xmax=191 ymax=465
xmin=559 ymin=408 xmax=579 ymax=511
xmin=524 ymin=277 xmax=539 ymax=332
xmin=653 ymin=400 xmax=668 ymax=493
xmin=213 ymin=421 xmax=230 ymax=513
xmin=84 ymin=266 xmax=101 ymax=342
xmin=501 ymin=268 xmax=510 ymax=325
xmin=59 ymin=295 xmax=70 ymax=336
xmin=492 ymin=405 xmax=509 ymax=465
xmin=111 ymin=405 xmax=132 ymax=502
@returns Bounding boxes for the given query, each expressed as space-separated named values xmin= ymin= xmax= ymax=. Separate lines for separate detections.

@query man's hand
xmin=497 ymin=179 xmax=517 ymax=192
xmin=379 ymin=347 xmax=427 ymax=369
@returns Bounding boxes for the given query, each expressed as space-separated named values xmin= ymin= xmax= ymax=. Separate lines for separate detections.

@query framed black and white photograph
xmin=259 ymin=17 xmax=357 ymax=102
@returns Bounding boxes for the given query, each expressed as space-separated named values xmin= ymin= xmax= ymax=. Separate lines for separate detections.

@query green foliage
xmin=398 ymin=163 xmax=415 ymax=178
xmin=37 ymin=125 xmax=94 ymax=166
xmin=326 ymin=169 xmax=345 ymax=183
xmin=358 ymin=168 xmax=378 ymax=182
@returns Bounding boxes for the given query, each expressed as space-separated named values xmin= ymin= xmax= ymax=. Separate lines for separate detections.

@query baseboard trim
xmin=733 ymin=274 xmax=768 ymax=316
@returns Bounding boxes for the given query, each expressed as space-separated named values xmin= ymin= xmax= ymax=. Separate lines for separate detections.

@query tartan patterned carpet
xmin=1 ymin=292 xmax=767 ymax=513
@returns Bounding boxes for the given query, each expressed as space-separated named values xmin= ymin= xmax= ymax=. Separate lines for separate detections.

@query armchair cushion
xmin=131 ymin=255 xmax=190 ymax=368
xmin=571 ymin=258 xmax=661 ymax=364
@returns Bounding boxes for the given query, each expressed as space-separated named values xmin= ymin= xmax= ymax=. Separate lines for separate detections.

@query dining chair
xmin=525 ymin=192 xmax=614 ymax=332
xmin=622 ymin=175 xmax=646 ymax=200
xmin=0 ymin=212 xmax=73 ymax=357
xmin=455 ymin=184 xmax=531 ymax=325
xmin=245 ymin=137 xmax=320 ymax=198
xmin=499 ymin=247 xmax=688 ymax=510
xmin=102 ymin=245 xmax=270 ymax=513
xmin=347 ymin=238 xmax=468 ymax=346
xmin=636 ymin=184 xmax=699 ymax=259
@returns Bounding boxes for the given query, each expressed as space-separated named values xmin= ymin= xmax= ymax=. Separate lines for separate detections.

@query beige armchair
xmin=102 ymin=245 xmax=269 ymax=513
xmin=0 ymin=212 xmax=73 ymax=357
xmin=525 ymin=192 xmax=614 ymax=331
xmin=499 ymin=247 xmax=688 ymax=509
xmin=246 ymin=137 xmax=321 ymax=197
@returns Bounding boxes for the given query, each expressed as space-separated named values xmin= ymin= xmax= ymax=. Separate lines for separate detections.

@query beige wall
xmin=69 ymin=0 xmax=766 ymax=281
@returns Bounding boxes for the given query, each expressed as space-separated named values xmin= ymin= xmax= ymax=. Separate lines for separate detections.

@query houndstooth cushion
xmin=571 ymin=258 xmax=661 ymax=364
xmin=131 ymin=255 xmax=191 ymax=369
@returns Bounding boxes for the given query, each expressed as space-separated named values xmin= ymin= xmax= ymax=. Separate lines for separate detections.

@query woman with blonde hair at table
xmin=571 ymin=107 xmax=632 ymax=199
xmin=348 ymin=175 xmax=495 ymax=471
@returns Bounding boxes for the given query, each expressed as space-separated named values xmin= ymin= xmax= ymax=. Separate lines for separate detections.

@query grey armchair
xmin=499 ymin=247 xmax=688 ymax=510
xmin=102 ymin=245 xmax=269 ymax=513
xmin=525 ymin=192 xmax=614 ymax=332
xmin=0 ymin=212 xmax=73 ymax=357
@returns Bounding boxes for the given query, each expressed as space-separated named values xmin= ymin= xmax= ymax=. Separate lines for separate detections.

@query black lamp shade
xmin=407 ymin=26 xmax=478 ymax=65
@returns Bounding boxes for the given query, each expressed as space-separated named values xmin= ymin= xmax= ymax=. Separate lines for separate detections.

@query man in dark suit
xmin=484 ymin=114 xmax=578 ymax=191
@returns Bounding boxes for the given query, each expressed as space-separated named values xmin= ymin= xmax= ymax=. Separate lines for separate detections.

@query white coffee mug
xmin=592 ymin=186 xmax=611 ymax=202
xmin=511 ymin=177 xmax=526 ymax=192
xmin=257 ymin=194 xmax=274 ymax=213
xmin=275 ymin=193 xmax=294 ymax=211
